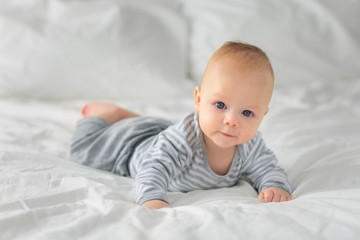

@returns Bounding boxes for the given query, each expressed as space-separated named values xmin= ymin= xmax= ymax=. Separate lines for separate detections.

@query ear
xmin=264 ymin=107 xmax=269 ymax=116
xmin=194 ymin=86 xmax=201 ymax=112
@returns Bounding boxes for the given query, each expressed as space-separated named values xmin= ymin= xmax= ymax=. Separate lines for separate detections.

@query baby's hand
xmin=141 ymin=200 xmax=170 ymax=209
xmin=258 ymin=187 xmax=292 ymax=203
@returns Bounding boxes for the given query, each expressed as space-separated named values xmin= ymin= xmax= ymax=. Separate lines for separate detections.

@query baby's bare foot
xmin=81 ymin=102 xmax=139 ymax=124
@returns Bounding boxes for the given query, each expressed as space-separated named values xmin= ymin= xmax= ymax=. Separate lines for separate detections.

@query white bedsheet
xmin=1 ymin=78 xmax=360 ymax=240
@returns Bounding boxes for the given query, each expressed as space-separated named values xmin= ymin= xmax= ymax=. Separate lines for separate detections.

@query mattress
xmin=1 ymin=0 xmax=360 ymax=239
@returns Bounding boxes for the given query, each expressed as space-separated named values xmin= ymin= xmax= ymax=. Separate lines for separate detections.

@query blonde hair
xmin=211 ymin=41 xmax=274 ymax=78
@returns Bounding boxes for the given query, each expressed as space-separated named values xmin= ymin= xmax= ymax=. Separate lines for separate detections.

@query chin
xmin=213 ymin=139 xmax=237 ymax=149
xmin=215 ymin=137 xmax=251 ymax=148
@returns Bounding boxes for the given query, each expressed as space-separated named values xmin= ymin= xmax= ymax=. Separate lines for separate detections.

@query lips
xmin=221 ymin=132 xmax=234 ymax=138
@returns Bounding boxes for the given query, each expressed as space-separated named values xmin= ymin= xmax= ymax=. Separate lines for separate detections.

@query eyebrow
xmin=244 ymin=106 xmax=259 ymax=109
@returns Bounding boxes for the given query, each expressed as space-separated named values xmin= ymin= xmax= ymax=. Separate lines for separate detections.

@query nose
xmin=223 ymin=111 xmax=239 ymax=127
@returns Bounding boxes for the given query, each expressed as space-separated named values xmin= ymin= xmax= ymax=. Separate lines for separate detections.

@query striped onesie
xmin=68 ymin=112 xmax=292 ymax=205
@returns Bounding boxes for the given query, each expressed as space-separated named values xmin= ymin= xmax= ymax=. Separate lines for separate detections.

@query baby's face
xmin=195 ymin=57 xmax=273 ymax=149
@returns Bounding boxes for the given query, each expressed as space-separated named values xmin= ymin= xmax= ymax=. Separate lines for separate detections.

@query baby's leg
xmin=82 ymin=102 xmax=139 ymax=124
xmin=69 ymin=103 xmax=138 ymax=172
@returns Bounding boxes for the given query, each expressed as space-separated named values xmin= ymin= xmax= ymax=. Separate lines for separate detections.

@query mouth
xmin=220 ymin=132 xmax=234 ymax=138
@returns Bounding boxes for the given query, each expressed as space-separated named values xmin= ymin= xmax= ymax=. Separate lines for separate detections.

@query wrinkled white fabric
xmin=0 ymin=0 xmax=188 ymax=100
xmin=1 ymin=78 xmax=360 ymax=239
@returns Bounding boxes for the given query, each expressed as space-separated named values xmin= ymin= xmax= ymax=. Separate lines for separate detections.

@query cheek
xmin=239 ymin=119 xmax=262 ymax=141
xmin=199 ymin=111 xmax=219 ymax=133
xmin=199 ymin=113 xmax=211 ymax=132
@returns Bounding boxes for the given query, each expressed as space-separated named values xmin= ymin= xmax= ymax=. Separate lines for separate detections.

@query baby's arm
xmin=243 ymin=132 xmax=293 ymax=200
xmin=258 ymin=187 xmax=292 ymax=202
xmin=135 ymin=129 xmax=189 ymax=209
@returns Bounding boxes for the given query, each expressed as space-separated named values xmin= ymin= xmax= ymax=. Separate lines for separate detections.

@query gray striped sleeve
xmin=242 ymin=132 xmax=292 ymax=194
xmin=134 ymin=127 xmax=190 ymax=205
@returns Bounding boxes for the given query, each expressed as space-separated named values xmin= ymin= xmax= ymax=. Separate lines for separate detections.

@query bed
xmin=1 ymin=0 xmax=360 ymax=239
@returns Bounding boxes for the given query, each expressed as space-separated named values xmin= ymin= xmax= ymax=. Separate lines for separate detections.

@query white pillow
xmin=0 ymin=0 xmax=187 ymax=100
xmin=183 ymin=0 xmax=360 ymax=84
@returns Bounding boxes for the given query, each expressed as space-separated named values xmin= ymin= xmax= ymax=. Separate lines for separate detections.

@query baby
xmin=68 ymin=41 xmax=292 ymax=209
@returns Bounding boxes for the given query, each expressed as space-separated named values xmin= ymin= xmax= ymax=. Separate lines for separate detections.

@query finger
xmin=273 ymin=193 xmax=281 ymax=202
xmin=285 ymin=194 xmax=293 ymax=201
xmin=258 ymin=192 xmax=265 ymax=200
xmin=280 ymin=194 xmax=288 ymax=202
xmin=264 ymin=191 xmax=274 ymax=202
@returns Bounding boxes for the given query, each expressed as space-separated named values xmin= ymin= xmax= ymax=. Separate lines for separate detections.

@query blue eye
xmin=242 ymin=110 xmax=253 ymax=117
xmin=215 ymin=102 xmax=226 ymax=109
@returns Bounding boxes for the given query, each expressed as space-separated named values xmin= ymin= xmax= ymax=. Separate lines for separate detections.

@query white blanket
xmin=1 ymin=0 xmax=360 ymax=239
